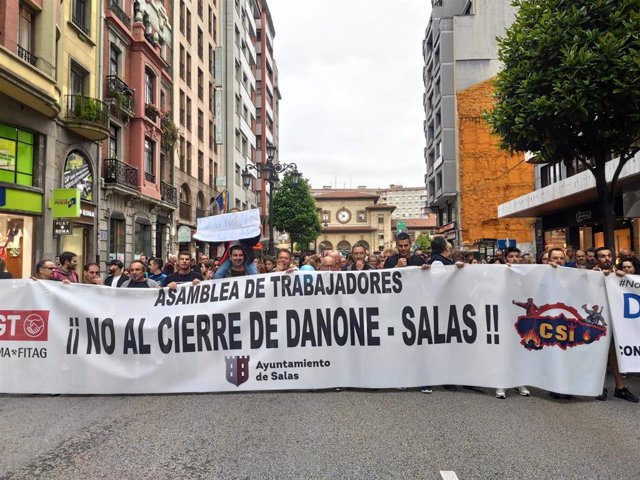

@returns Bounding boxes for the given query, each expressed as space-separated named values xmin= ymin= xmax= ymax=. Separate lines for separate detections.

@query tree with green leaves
xmin=414 ymin=233 xmax=432 ymax=252
xmin=272 ymin=173 xmax=321 ymax=252
xmin=486 ymin=0 xmax=640 ymax=253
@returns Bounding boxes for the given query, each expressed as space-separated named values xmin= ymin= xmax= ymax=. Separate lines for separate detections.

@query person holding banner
xmin=167 ymin=251 xmax=204 ymax=289
xmin=383 ymin=232 xmax=426 ymax=268
xmin=52 ymin=251 xmax=79 ymax=283
xmin=593 ymin=247 xmax=638 ymax=403
xmin=122 ymin=261 xmax=160 ymax=288
xmin=32 ymin=258 xmax=65 ymax=282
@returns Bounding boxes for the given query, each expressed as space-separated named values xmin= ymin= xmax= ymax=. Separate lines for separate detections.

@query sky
xmin=267 ymin=0 xmax=431 ymax=189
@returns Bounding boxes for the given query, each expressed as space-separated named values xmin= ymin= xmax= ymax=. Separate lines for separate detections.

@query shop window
xmin=0 ymin=215 xmax=33 ymax=279
xmin=0 ymin=123 xmax=36 ymax=187
xmin=109 ymin=215 xmax=125 ymax=262
xmin=134 ymin=218 xmax=152 ymax=259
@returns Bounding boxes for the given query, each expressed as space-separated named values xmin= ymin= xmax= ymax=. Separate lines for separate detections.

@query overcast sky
xmin=268 ymin=0 xmax=431 ymax=189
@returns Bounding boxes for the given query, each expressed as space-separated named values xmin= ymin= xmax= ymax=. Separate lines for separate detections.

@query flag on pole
xmin=215 ymin=190 xmax=229 ymax=213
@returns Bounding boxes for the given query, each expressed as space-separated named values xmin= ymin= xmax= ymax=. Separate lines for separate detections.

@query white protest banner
xmin=605 ymin=274 xmax=640 ymax=372
xmin=0 ymin=266 xmax=611 ymax=395
xmin=193 ymin=208 xmax=260 ymax=242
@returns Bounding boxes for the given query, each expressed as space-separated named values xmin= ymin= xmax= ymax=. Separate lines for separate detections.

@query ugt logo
xmin=513 ymin=299 xmax=607 ymax=351
xmin=225 ymin=355 xmax=250 ymax=387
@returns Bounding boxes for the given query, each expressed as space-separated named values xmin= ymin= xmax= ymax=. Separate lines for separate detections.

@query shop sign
xmin=51 ymin=189 xmax=81 ymax=218
xmin=63 ymin=151 xmax=93 ymax=201
xmin=435 ymin=221 xmax=456 ymax=235
xmin=177 ymin=225 xmax=192 ymax=243
xmin=0 ymin=187 xmax=5 ymax=207
xmin=99 ymin=230 xmax=108 ymax=241
xmin=80 ymin=202 xmax=96 ymax=220
xmin=576 ymin=210 xmax=592 ymax=224
xmin=54 ymin=220 xmax=71 ymax=235
xmin=215 ymin=89 xmax=223 ymax=145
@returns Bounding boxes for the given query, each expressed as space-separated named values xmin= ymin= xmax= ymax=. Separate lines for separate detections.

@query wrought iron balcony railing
xmin=161 ymin=181 xmax=177 ymax=205
xmin=66 ymin=95 xmax=109 ymax=128
xmin=103 ymin=158 xmax=138 ymax=189
xmin=106 ymin=75 xmax=135 ymax=117
xmin=109 ymin=0 xmax=130 ymax=25
xmin=17 ymin=45 xmax=37 ymax=66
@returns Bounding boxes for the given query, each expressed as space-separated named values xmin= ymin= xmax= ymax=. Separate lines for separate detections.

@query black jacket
xmin=105 ymin=274 xmax=128 ymax=287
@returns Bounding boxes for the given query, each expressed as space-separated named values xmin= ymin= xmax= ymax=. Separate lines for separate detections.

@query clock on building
xmin=337 ymin=208 xmax=352 ymax=224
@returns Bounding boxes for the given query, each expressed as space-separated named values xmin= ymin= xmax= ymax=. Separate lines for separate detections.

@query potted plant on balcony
xmin=74 ymin=96 xmax=102 ymax=123
xmin=161 ymin=111 xmax=178 ymax=151
xmin=145 ymin=103 xmax=160 ymax=121
xmin=108 ymin=89 xmax=135 ymax=119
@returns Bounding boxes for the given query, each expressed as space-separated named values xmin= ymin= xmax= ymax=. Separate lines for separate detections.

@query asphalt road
xmin=1 ymin=375 xmax=639 ymax=479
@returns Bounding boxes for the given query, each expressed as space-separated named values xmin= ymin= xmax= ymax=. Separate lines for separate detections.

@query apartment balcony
xmin=0 ymin=46 xmax=59 ymax=118
xmin=64 ymin=95 xmax=109 ymax=140
xmin=103 ymin=158 xmax=138 ymax=190
xmin=105 ymin=75 xmax=135 ymax=120
xmin=145 ymin=103 xmax=159 ymax=123
xmin=180 ymin=201 xmax=192 ymax=220
xmin=161 ymin=181 xmax=177 ymax=205
xmin=108 ymin=0 xmax=130 ymax=26
xmin=17 ymin=45 xmax=37 ymax=67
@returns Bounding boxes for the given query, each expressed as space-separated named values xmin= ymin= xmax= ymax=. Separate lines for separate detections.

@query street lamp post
xmin=241 ymin=142 xmax=301 ymax=256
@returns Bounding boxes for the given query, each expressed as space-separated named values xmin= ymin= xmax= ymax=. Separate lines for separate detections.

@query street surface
xmin=1 ymin=374 xmax=639 ymax=479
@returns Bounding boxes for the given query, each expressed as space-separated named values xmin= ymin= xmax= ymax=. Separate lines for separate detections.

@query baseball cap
xmin=106 ymin=259 xmax=124 ymax=269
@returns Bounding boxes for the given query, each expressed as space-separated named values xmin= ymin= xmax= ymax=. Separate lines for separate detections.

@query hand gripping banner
xmin=0 ymin=265 xmax=613 ymax=395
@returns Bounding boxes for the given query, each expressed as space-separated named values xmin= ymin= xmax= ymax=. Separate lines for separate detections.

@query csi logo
xmin=225 ymin=355 xmax=250 ymax=387
xmin=0 ymin=311 xmax=49 ymax=341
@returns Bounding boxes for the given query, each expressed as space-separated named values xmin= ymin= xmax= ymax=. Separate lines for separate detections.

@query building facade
xmin=377 ymin=185 xmax=428 ymax=219
xmin=499 ymin=154 xmax=640 ymax=257
xmin=174 ymin=0 xmax=221 ymax=256
xmin=0 ymin=0 xmax=109 ymax=278
xmin=99 ymin=0 xmax=177 ymax=267
xmin=313 ymin=190 xmax=395 ymax=256
xmin=457 ymin=79 xmax=534 ymax=252
xmin=423 ymin=0 xmax=520 ymax=247
xmin=221 ymin=0 xmax=258 ymax=211
xmin=253 ymin=0 xmax=281 ymax=240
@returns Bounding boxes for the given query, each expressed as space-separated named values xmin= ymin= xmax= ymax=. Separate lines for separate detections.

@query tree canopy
xmin=271 ymin=173 xmax=321 ymax=252
xmin=414 ymin=233 xmax=432 ymax=252
xmin=486 ymin=0 xmax=640 ymax=251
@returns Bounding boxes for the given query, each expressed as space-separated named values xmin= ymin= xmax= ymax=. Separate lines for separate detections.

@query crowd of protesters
xmin=16 ymin=231 xmax=640 ymax=402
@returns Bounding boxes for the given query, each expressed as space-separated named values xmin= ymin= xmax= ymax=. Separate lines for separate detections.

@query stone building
xmin=313 ymin=190 xmax=395 ymax=256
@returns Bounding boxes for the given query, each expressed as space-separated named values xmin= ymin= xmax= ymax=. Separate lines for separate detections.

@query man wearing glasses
xmin=32 ymin=259 xmax=59 ymax=281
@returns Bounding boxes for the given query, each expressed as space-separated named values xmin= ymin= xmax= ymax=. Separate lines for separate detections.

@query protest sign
xmin=0 ymin=266 xmax=611 ymax=395
xmin=605 ymin=274 xmax=640 ymax=372
xmin=193 ymin=208 xmax=261 ymax=242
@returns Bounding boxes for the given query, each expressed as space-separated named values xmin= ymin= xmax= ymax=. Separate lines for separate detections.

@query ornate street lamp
xmin=241 ymin=142 xmax=301 ymax=255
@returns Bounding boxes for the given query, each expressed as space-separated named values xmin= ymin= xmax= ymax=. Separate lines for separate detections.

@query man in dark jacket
xmin=104 ymin=259 xmax=127 ymax=287
xmin=383 ymin=232 xmax=425 ymax=269
xmin=347 ymin=244 xmax=372 ymax=271
xmin=429 ymin=236 xmax=455 ymax=265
